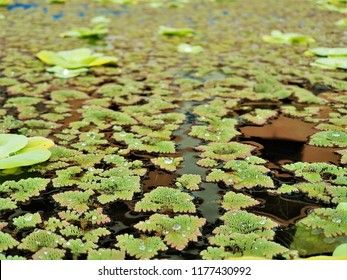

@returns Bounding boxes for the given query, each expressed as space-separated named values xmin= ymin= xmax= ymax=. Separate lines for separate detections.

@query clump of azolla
xmin=0 ymin=134 xmax=54 ymax=172
xmin=305 ymin=47 xmax=347 ymax=70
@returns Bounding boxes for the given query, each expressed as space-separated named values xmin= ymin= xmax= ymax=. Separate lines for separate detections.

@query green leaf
xmin=135 ymin=187 xmax=196 ymax=213
xmin=0 ymin=134 xmax=28 ymax=160
xmin=0 ymin=232 xmax=19 ymax=252
xmin=311 ymin=57 xmax=347 ymax=70
xmin=262 ymin=30 xmax=315 ymax=44
xmin=18 ymin=230 xmax=65 ymax=252
xmin=13 ymin=213 xmax=42 ymax=230
xmin=32 ymin=248 xmax=66 ymax=260
xmin=47 ymin=66 xmax=89 ymax=78
xmin=87 ymin=249 xmax=125 ymax=260
xmin=221 ymin=191 xmax=260 ymax=210
xmin=158 ymin=26 xmax=195 ymax=37
xmin=309 ymin=131 xmax=347 ymax=147
xmin=306 ymin=47 xmax=347 ymax=57
xmin=177 ymin=43 xmax=204 ymax=54
xmin=116 ymin=234 xmax=167 ymax=260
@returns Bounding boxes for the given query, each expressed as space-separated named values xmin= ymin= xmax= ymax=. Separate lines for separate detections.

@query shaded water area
xmin=0 ymin=0 xmax=346 ymax=260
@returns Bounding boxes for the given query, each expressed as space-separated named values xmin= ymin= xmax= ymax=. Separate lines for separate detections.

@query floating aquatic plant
xmin=0 ymin=254 xmax=26 ymax=260
xmin=52 ymin=190 xmax=94 ymax=214
xmin=221 ymin=191 xmax=260 ymax=210
xmin=175 ymin=174 xmax=202 ymax=190
xmin=36 ymin=48 xmax=118 ymax=77
xmin=158 ymin=26 xmax=195 ymax=37
xmin=32 ymin=248 xmax=66 ymax=260
xmin=150 ymin=157 xmax=183 ymax=172
xmin=0 ymin=0 xmax=12 ymax=6
xmin=291 ymin=203 xmax=347 ymax=256
xmin=0 ymin=178 xmax=50 ymax=202
xmin=0 ymin=198 xmax=17 ymax=211
xmin=18 ymin=230 xmax=65 ymax=252
xmin=13 ymin=213 xmax=42 ymax=230
xmin=281 ymin=105 xmax=320 ymax=118
xmin=0 ymin=232 xmax=19 ymax=252
xmin=213 ymin=210 xmax=278 ymax=239
xmin=63 ymin=239 xmax=97 ymax=258
xmin=283 ymin=162 xmax=347 ymax=184
xmin=202 ymin=233 xmax=289 ymax=260
xmin=116 ymin=234 xmax=167 ymax=260
xmin=0 ymin=134 xmax=54 ymax=170
xmin=60 ymin=24 xmax=108 ymax=39
xmin=135 ymin=187 xmax=196 ymax=213
xmin=90 ymin=15 xmax=111 ymax=25
xmin=335 ymin=18 xmax=347 ymax=26
xmin=309 ymin=131 xmax=347 ymax=147
xmin=135 ymin=214 xmax=206 ymax=250
xmin=196 ymin=142 xmax=256 ymax=162
xmin=336 ymin=149 xmax=347 ymax=164
xmin=196 ymin=158 xmax=218 ymax=168
xmin=177 ymin=43 xmax=204 ymax=54
xmin=241 ymin=109 xmax=278 ymax=125
xmin=333 ymin=243 xmax=347 ymax=257
xmin=306 ymin=47 xmax=347 ymax=70
xmin=51 ymin=89 xmax=89 ymax=102
xmin=262 ymin=30 xmax=315 ymax=44
xmin=87 ymin=248 xmax=125 ymax=260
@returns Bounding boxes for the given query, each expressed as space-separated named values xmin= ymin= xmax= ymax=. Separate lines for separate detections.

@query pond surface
xmin=0 ymin=0 xmax=346 ymax=260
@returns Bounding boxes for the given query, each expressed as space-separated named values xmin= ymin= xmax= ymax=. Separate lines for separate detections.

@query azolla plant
xmin=0 ymin=0 xmax=347 ymax=260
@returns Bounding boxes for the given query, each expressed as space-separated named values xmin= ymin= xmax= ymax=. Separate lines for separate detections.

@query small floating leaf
xmin=221 ymin=191 xmax=260 ymax=210
xmin=32 ymin=248 xmax=66 ymax=260
xmin=60 ymin=24 xmax=108 ymax=38
xmin=116 ymin=234 xmax=167 ymax=260
xmin=135 ymin=187 xmax=196 ymax=213
xmin=0 ymin=232 xmax=19 ymax=252
xmin=158 ymin=26 xmax=195 ymax=37
xmin=13 ymin=213 xmax=42 ymax=230
xmin=53 ymin=190 xmax=94 ymax=214
xmin=262 ymin=30 xmax=315 ymax=44
xmin=18 ymin=230 xmax=65 ymax=252
xmin=309 ymin=131 xmax=347 ymax=147
xmin=87 ymin=248 xmax=125 ymax=260
xmin=175 ymin=174 xmax=202 ymax=190
xmin=135 ymin=214 xmax=206 ymax=250
xmin=177 ymin=43 xmax=204 ymax=54
xmin=150 ymin=157 xmax=183 ymax=172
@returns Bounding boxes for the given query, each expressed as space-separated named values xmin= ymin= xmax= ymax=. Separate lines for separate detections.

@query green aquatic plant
xmin=281 ymin=105 xmax=320 ymax=118
xmin=309 ymin=131 xmax=347 ymax=147
xmin=18 ymin=230 xmax=65 ymax=252
xmin=262 ymin=30 xmax=315 ymax=44
xmin=87 ymin=248 xmax=125 ymax=260
xmin=90 ymin=15 xmax=111 ymax=25
xmin=0 ymin=198 xmax=17 ymax=211
xmin=63 ymin=239 xmax=97 ymax=258
xmin=175 ymin=174 xmax=202 ymax=190
xmin=32 ymin=248 xmax=66 ymax=260
xmin=150 ymin=157 xmax=183 ymax=172
xmin=60 ymin=24 xmax=108 ymax=39
xmin=0 ymin=232 xmax=19 ymax=252
xmin=51 ymin=89 xmax=89 ymax=102
xmin=135 ymin=187 xmax=196 ymax=213
xmin=335 ymin=18 xmax=347 ymax=26
xmin=221 ymin=191 xmax=260 ymax=210
xmin=241 ymin=109 xmax=278 ymax=125
xmin=13 ymin=213 xmax=42 ymax=230
xmin=283 ymin=162 xmax=347 ymax=183
xmin=0 ymin=254 xmax=26 ymax=260
xmin=36 ymin=48 xmax=118 ymax=77
xmin=116 ymin=234 xmax=167 ymax=260
xmin=196 ymin=142 xmax=256 ymax=162
xmin=333 ymin=243 xmax=347 ymax=257
xmin=0 ymin=178 xmax=50 ymax=202
xmin=202 ymin=233 xmax=289 ymax=260
xmin=306 ymin=47 xmax=347 ymax=70
xmin=52 ymin=190 xmax=94 ymax=214
xmin=158 ymin=26 xmax=195 ymax=37
xmin=213 ymin=210 xmax=278 ymax=239
xmin=196 ymin=158 xmax=218 ymax=168
xmin=0 ymin=0 xmax=12 ymax=6
xmin=0 ymin=134 xmax=54 ymax=170
xmin=291 ymin=204 xmax=347 ymax=256
xmin=336 ymin=149 xmax=347 ymax=164
xmin=135 ymin=214 xmax=206 ymax=250
xmin=177 ymin=43 xmax=204 ymax=54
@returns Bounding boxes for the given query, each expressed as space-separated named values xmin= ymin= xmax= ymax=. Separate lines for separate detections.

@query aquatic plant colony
xmin=0 ymin=0 xmax=346 ymax=260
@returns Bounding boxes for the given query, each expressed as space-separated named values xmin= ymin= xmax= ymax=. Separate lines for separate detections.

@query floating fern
xmin=63 ymin=239 xmax=97 ymax=258
xmin=0 ymin=178 xmax=49 ymax=202
xmin=0 ymin=254 xmax=26 ymax=260
xmin=196 ymin=142 xmax=256 ymax=162
xmin=175 ymin=174 xmax=202 ymax=191
xmin=283 ymin=162 xmax=347 ymax=183
xmin=221 ymin=191 xmax=260 ymax=210
xmin=135 ymin=187 xmax=196 ymax=213
xmin=87 ymin=248 xmax=125 ymax=260
xmin=241 ymin=109 xmax=278 ymax=125
xmin=309 ymin=131 xmax=347 ymax=148
xmin=18 ymin=230 xmax=65 ymax=252
xmin=196 ymin=158 xmax=219 ymax=168
xmin=13 ymin=213 xmax=42 ymax=230
xmin=116 ymin=234 xmax=167 ymax=260
xmin=150 ymin=157 xmax=183 ymax=172
xmin=83 ymin=228 xmax=111 ymax=243
xmin=0 ymin=232 xmax=19 ymax=252
xmin=205 ymin=233 xmax=289 ymax=259
xmin=52 ymin=190 xmax=94 ymax=213
xmin=135 ymin=214 xmax=206 ymax=250
xmin=291 ymin=204 xmax=347 ymax=256
xmin=214 ymin=210 xmax=278 ymax=239
xmin=0 ymin=198 xmax=17 ymax=211
xmin=32 ymin=248 xmax=66 ymax=260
